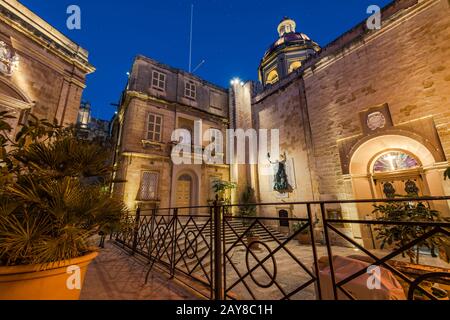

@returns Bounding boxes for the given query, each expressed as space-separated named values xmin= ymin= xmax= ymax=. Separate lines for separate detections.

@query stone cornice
xmin=0 ymin=0 xmax=95 ymax=74
xmin=121 ymin=152 xmax=170 ymax=162
xmin=253 ymin=0 xmax=437 ymax=104
xmin=302 ymin=0 xmax=435 ymax=79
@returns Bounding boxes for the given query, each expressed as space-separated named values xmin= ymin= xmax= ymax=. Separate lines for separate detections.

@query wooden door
xmin=176 ymin=175 xmax=192 ymax=215
xmin=375 ymin=175 xmax=424 ymax=199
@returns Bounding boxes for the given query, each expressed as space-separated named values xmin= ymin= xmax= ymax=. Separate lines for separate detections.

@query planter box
xmin=296 ymin=233 xmax=311 ymax=245
xmin=0 ymin=251 xmax=98 ymax=300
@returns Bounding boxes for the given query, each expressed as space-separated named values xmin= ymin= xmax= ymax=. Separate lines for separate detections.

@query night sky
xmin=20 ymin=0 xmax=392 ymax=121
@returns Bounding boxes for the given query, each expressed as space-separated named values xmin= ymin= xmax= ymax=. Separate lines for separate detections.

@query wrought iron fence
xmin=114 ymin=196 xmax=450 ymax=301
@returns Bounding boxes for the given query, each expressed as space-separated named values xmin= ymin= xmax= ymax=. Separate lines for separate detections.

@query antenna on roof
xmin=192 ymin=60 xmax=205 ymax=73
xmin=188 ymin=4 xmax=194 ymax=72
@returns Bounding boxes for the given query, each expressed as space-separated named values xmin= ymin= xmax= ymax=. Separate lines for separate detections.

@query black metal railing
xmin=114 ymin=196 xmax=450 ymax=300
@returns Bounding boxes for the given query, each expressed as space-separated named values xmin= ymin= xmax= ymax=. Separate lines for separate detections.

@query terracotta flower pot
xmin=0 ymin=251 xmax=98 ymax=300
xmin=247 ymin=236 xmax=260 ymax=250
xmin=296 ymin=233 xmax=310 ymax=245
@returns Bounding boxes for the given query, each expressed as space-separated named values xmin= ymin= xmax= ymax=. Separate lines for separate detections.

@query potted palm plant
xmin=0 ymin=111 xmax=127 ymax=300
xmin=211 ymin=179 xmax=236 ymax=219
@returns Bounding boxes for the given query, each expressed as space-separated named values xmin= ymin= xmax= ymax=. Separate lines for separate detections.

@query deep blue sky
xmin=20 ymin=0 xmax=391 ymax=121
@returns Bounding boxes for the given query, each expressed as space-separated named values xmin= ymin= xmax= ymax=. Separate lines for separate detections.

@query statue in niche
xmin=268 ymin=152 xmax=293 ymax=194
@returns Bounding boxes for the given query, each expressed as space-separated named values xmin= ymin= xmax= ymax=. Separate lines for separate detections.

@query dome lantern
xmin=277 ymin=17 xmax=296 ymax=37
xmin=258 ymin=17 xmax=321 ymax=88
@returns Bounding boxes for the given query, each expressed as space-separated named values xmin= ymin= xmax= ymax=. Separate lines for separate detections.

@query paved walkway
xmin=80 ymin=242 xmax=200 ymax=300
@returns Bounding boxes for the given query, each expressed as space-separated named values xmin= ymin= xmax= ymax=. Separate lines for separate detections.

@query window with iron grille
xmin=139 ymin=172 xmax=158 ymax=201
xmin=184 ymin=81 xmax=196 ymax=99
xmin=152 ymin=70 xmax=166 ymax=91
xmin=147 ymin=113 xmax=163 ymax=142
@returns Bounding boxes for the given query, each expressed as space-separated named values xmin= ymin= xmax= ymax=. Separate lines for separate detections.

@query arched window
xmin=266 ymin=70 xmax=279 ymax=85
xmin=288 ymin=61 xmax=302 ymax=73
xmin=373 ymin=151 xmax=420 ymax=173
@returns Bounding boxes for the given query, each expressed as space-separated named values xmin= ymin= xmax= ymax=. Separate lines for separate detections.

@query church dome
xmin=258 ymin=17 xmax=320 ymax=87
xmin=262 ymin=31 xmax=315 ymax=59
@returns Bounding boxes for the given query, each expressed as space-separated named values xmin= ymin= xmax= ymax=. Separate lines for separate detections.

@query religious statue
xmin=268 ymin=152 xmax=292 ymax=194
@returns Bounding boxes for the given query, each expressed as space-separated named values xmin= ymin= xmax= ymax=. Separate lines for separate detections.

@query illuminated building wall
xmin=0 ymin=1 xmax=94 ymax=136
xmin=248 ymin=0 xmax=450 ymax=246
xmin=112 ymin=56 xmax=230 ymax=211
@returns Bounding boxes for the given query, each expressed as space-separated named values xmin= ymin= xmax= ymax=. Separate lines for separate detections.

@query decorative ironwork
xmin=404 ymin=180 xmax=419 ymax=196
xmin=184 ymin=230 xmax=199 ymax=260
xmin=383 ymin=182 xmax=396 ymax=198
xmin=114 ymin=196 xmax=450 ymax=301
xmin=245 ymin=241 xmax=277 ymax=288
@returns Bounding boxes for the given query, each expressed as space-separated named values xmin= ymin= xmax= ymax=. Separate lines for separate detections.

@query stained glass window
xmin=373 ymin=152 xmax=419 ymax=173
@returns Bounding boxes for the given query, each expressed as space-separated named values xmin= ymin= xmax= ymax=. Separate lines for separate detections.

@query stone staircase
xmin=192 ymin=219 xmax=289 ymax=245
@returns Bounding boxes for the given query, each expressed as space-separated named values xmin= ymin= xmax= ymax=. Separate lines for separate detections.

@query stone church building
xmin=113 ymin=0 xmax=450 ymax=245
xmin=0 ymin=0 xmax=95 ymax=137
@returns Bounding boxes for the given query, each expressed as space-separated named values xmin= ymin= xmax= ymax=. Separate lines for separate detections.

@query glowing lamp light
xmin=230 ymin=77 xmax=244 ymax=86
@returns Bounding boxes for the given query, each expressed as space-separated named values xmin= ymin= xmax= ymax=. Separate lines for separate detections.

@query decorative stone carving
xmin=367 ymin=111 xmax=386 ymax=131
xmin=0 ymin=41 xmax=19 ymax=76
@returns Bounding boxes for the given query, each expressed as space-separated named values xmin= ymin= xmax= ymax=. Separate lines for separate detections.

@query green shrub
xmin=0 ymin=111 xmax=127 ymax=266
xmin=373 ymin=199 xmax=444 ymax=264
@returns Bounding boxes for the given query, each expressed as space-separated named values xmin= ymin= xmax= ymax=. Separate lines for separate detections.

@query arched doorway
xmin=0 ymin=78 xmax=33 ymax=137
xmin=349 ymin=134 xmax=437 ymax=201
xmin=347 ymin=134 xmax=449 ymax=247
xmin=176 ymin=174 xmax=193 ymax=215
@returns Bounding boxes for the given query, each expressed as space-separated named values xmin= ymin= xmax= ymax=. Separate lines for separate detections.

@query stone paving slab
xmin=80 ymin=242 xmax=200 ymax=300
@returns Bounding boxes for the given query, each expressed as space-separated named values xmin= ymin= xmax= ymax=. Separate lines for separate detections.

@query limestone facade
xmin=113 ymin=0 xmax=450 ymax=247
xmin=0 ymin=0 xmax=94 ymax=137
xmin=112 ymin=56 xmax=230 ymax=211
xmin=234 ymin=0 xmax=450 ymax=244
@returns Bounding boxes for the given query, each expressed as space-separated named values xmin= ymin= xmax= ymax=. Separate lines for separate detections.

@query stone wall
xmin=114 ymin=56 xmax=230 ymax=210
xmin=251 ymin=0 xmax=450 ymax=225
xmin=252 ymin=81 xmax=316 ymax=217
xmin=0 ymin=0 xmax=94 ymax=131
xmin=303 ymin=0 xmax=450 ymax=198
xmin=129 ymin=56 xmax=229 ymax=120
